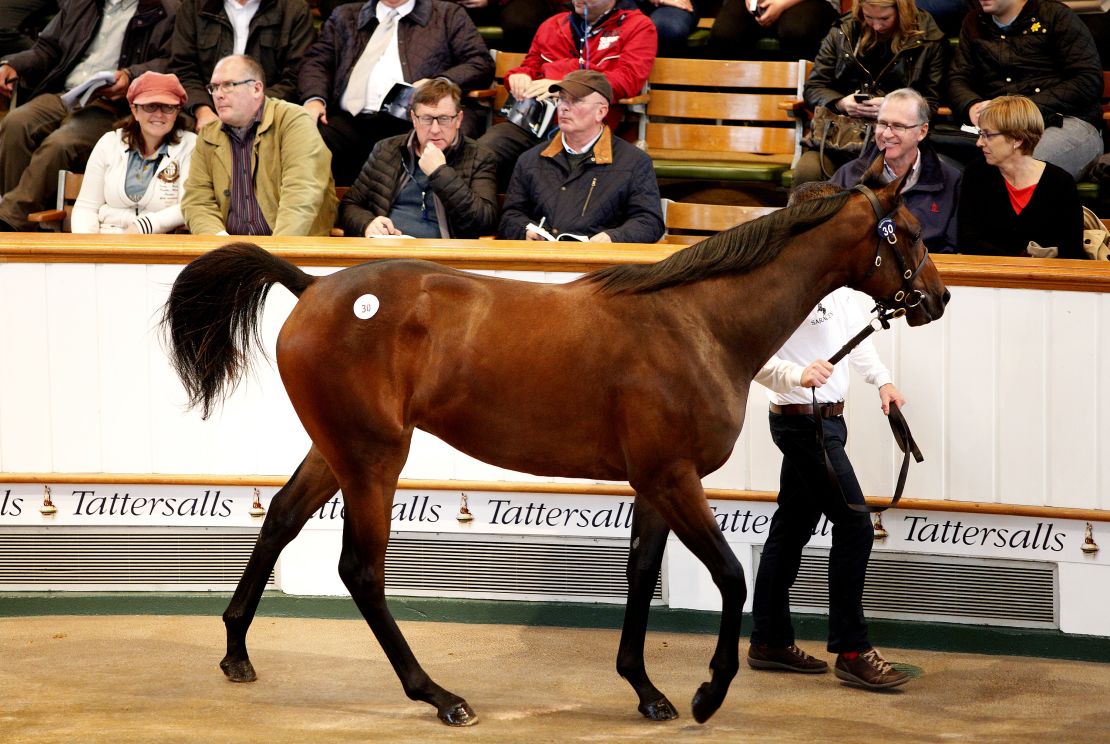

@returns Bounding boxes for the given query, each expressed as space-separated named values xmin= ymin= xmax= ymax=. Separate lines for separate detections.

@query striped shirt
xmin=223 ymin=104 xmax=271 ymax=236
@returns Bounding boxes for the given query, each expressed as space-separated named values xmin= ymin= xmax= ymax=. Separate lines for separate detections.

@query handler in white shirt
xmin=744 ymin=181 xmax=912 ymax=692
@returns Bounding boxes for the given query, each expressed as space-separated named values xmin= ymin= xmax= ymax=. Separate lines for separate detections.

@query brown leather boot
xmin=746 ymin=643 xmax=829 ymax=673
xmin=834 ymin=648 xmax=911 ymax=689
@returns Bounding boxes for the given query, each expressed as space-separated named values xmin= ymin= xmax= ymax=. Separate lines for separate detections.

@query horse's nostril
xmin=942 ymin=289 xmax=951 ymax=306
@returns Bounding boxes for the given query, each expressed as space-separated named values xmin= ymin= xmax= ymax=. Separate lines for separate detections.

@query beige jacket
xmin=183 ymin=97 xmax=337 ymax=236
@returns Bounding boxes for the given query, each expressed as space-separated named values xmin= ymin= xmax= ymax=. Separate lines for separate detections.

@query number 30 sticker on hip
xmin=354 ymin=294 xmax=380 ymax=320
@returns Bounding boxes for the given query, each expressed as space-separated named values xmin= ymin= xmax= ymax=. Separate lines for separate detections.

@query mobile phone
xmin=853 ymin=93 xmax=872 ymax=102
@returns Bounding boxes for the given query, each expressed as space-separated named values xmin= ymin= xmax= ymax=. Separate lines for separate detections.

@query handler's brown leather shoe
xmin=747 ymin=643 xmax=829 ymax=673
xmin=834 ymin=647 xmax=910 ymax=689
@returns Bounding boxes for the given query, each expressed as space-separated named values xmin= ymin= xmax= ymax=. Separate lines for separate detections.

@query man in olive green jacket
xmin=183 ymin=54 xmax=337 ymax=236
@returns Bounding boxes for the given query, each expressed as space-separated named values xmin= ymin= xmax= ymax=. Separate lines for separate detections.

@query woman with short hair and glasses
xmin=72 ymin=72 xmax=196 ymax=234
xmin=957 ymin=95 xmax=1085 ymax=259
xmin=796 ymin=0 xmax=947 ymax=183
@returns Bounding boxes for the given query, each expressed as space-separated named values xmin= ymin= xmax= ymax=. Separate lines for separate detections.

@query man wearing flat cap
xmin=478 ymin=0 xmax=657 ymax=188
xmin=498 ymin=69 xmax=663 ymax=244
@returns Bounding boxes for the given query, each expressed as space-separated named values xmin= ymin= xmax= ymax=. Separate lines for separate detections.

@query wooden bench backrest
xmin=27 ymin=171 xmax=83 ymax=232
xmin=642 ymin=58 xmax=810 ymax=165
xmin=661 ymin=199 xmax=779 ymax=244
xmin=492 ymin=51 xmax=525 ymax=114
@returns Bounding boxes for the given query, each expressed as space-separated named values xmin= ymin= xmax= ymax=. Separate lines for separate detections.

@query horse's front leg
xmin=640 ymin=469 xmax=747 ymax=724
xmin=221 ymin=446 xmax=338 ymax=682
xmin=336 ymin=450 xmax=477 ymax=726
xmin=617 ymin=496 xmax=679 ymax=721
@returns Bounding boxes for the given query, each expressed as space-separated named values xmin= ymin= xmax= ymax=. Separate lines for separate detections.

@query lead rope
xmin=811 ymin=306 xmax=923 ymax=514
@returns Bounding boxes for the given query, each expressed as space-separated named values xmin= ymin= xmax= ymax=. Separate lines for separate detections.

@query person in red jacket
xmin=477 ymin=0 xmax=657 ymax=187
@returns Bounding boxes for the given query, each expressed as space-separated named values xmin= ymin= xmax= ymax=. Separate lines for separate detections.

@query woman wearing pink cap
xmin=72 ymin=72 xmax=197 ymax=234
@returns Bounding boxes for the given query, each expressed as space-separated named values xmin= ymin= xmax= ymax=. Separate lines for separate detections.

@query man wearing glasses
xmin=338 ymin=78 xmax=497 ymax=238
xmin=830 ymin=88 xmax=960 ymax=254
xmin=0 ymin=0 xmax=177 ymax=232
xmin=182 ymin=54 xmax=337 ymax=236
xmin=498 ymin=70 xmax=663 ymax=244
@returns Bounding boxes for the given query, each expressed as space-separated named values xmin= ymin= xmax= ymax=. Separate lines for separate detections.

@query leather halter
xmin=854 ymin=184 xmax=930 ymax=312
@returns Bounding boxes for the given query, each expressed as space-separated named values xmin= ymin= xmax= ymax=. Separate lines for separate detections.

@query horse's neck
xmin=688 ymin=234 xmax=859 ymax=379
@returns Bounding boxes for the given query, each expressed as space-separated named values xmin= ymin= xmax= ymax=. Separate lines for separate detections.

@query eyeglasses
xmin=205 ymin=79 xmax=256 ymax=95
xmin=552 ymin=95 xmax=605 ymax=109
xmin=135 ymin=103 xmax=180 ymax=114
xmin=413 ymin=113 xmax=460 ymax=127
xmin=876 ymin=120 xmax=924 ymax=134
xmin=977 ymin=130 xmax=1004 ymax=140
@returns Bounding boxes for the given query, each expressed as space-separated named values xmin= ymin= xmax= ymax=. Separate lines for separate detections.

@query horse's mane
xmin=583 ymin=190 xmax=853 ymax=295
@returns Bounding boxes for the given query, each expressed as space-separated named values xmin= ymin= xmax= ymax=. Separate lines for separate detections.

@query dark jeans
xmin=750 ymin=412 xmax=874 ymax=654
xmin=636 ymin=1 xmax=700 ymax=56
xmin=319 ymin=110 xmax=412 ymax=187
xmin=465 ymin=0 xmax=559 ymax=52
xmin=477 ymin=120 xmax=541 ymax=190
xmin=708 ymin=0 xmax=837 ymax=60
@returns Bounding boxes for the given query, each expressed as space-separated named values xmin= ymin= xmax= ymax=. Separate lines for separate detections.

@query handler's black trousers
xmin=749 ymin=412 xmax=874 ymax=654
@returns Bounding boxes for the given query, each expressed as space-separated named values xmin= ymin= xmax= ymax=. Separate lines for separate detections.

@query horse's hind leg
xmin=336 ymin=444 xmax=477 ymax=726
xmin=641 ymin=470 xmax=746 ymax=724
xmin=221 ymin=446 xmax=338 ymax=682
xmin=617 ymin=497 xmax=679 ymax=721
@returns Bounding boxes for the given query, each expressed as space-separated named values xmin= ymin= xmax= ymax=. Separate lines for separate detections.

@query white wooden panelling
xmin=0 ymin=264 xmax=53 ymax=471
xmin=1045 ymin=292 xmax=1098 ymax=509
xmin=1 ymin=264 xmax=1109 ymax=512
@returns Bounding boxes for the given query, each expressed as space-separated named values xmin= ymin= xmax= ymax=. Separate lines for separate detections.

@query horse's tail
xmin=161 ymin=242 xmax=316 ymax=419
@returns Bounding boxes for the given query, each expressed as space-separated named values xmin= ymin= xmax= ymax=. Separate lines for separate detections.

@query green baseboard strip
xmin=1 ymin=593 xmax=1107 ymax=663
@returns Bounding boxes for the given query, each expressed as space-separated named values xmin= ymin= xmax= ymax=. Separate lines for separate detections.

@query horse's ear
xmin=859 ymin=153 xmax=886 ymax=188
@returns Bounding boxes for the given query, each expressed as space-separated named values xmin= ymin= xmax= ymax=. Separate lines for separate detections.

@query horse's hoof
xmin=638 ymin=697 xmax=679 ymax=721
xmin=438 ymin=701 xmax=478 ymax=726
xmin=219 ymin=655 xmax=257 ymax=683
xmin=691 ymin=681 xmax=725 ymax=724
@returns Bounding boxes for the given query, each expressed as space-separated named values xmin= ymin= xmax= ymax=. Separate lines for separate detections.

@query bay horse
xmin=161 ymin=173 xmax=948 ymax=727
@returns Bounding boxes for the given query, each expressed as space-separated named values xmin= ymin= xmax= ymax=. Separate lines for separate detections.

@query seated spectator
xmin=168 ymin=0 xmax=316 ymax=133
xmin=298 ymin=0 xmax=494 ymax=187
xmin=72 ymin=72 xmax=196 ymax=234
xmin=498 ymin=70 xmax=664 ymax=243
xmin=448 ymin=0 xmax=562 ymax=54
xmin=708 ymin=0 xmax=838 ymax=61
xmin=0 ymin=0 xmax=177 ymax=232
xmin=957 ymin=96 xmax=1085 ymax=259
xmin=339 ymin=77 xmax=497 ymax=238
xmin=797 ymin=0 xmax=947 ymax=183
xmin=0 ymin=0 xmax=57 ymax=56
xmin=182 ymin=55 xmax=337 ymax=236
xmin=830 ymin=88 xmax=959 ymax=253
xmin=948 ymin=0 xmax=1103 ymax=181
xmin=636 ymin=0 xmax=701 ymax=56
xmin=478 ymin=0 xmax=657 ymax=188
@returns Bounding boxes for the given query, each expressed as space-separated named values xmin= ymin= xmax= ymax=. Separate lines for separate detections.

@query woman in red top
xmin=956 ymin=95 xmax=1085 ymax=259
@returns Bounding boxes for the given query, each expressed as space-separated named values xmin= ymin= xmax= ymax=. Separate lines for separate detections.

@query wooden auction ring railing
xmin=2 ymin=233 xmax=1109 ymax=523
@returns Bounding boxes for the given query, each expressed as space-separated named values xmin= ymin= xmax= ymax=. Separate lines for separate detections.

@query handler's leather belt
xmin=770 ymin=401 xmax=844 ymax=417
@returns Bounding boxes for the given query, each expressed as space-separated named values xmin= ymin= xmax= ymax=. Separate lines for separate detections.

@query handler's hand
xmin=878 ymin=382 xmax=905 ymax=415
xmin=800 ymin=359 xmax=833 ymax=388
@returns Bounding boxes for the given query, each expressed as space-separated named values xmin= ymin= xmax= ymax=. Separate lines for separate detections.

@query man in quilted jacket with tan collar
xmin=498 ymin=70 xmax=663 ymax=244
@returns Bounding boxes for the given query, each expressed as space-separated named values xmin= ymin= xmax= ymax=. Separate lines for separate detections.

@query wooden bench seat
xmin=639 ymin=57 xmax=809 ymax=185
